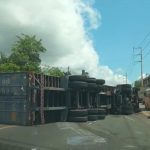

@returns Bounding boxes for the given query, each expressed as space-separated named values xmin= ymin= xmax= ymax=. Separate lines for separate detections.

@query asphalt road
xmin=0 ymin=113 xmax=150 ymax=150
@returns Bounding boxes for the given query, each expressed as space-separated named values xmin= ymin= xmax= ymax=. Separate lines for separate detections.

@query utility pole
xmin=140 ymin=48 xmax=144 ymax=87
xmin=125 ymin=72 xmax=128 ymax=84
xmin=134 ymin=47 xmax=143 ymax=87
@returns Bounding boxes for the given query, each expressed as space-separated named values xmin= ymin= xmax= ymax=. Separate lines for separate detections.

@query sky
xmin=0 ymin=0 xmax=150 ymax=85
xmin=92 ymin=0 xmax=150 ymax=82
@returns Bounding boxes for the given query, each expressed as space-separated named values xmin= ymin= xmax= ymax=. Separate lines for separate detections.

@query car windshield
xmin=0 ymin=0 xmax=150 ymax=150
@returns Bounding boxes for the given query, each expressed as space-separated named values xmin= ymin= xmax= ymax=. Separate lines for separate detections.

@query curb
xmin=140 ymin=111 xmax=150 ymax=118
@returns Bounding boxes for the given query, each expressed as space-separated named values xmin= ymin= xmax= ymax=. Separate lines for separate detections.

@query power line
xmin=128 ymin=62 xmax=137 ymax=77
xmin=143 ymin=40 xmax=150 ymax=50
xmin=142 ymin=38 xmax=150 ymax=58
xmin=126 ymin=49 xmax=135 ymax=73
xmin=142 ymin=41 xmax=150 ymax=58
xmin=137 ymin=32 xmax=150 ymax=59
xmin=144 ymin=49 xmax=150 ymax=58
xmin=138 ymin=31 xmax=150 ymax=46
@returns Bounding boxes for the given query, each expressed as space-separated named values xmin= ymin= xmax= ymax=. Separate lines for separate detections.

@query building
xmin=143 ymin=75 xmax=150 ymax=87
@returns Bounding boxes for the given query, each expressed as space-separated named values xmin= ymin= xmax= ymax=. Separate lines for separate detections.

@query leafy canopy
xmin=0 ymin=34 xmax=46 ymax=72
xmin=43 ymin=66 xmax=64 ymax=77
xmin=134 ymin=80 xmax=141 ymax=88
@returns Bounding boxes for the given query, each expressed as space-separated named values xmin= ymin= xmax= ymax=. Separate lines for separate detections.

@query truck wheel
xmin=87 ymin=83 xmax=97 ymax=89
xmin=68 ymin=116 xmax=88 ymax=122
xmin=98 ymin=115 xmax=106 ymax=120
xmin=98 ymin=108 xmax=106 ymax=115
xmin=88 ymin=109 xmax=98 ymax=115
xmin=88 ymin=115 xmax=98 ymax=121
xmin=69 ymin=81 xmax=88 ymax=88
xmin=96 ymin=79 xmax=105 ymax=85
xmin=69 ymin=75 xmax=87 ymax=81
xmin=86 ymin=78 xmax=96 ymax=83
xmin=69 ymin=109 xmax=88 ymax=117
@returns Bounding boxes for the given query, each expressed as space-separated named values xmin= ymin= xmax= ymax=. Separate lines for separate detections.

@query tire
xmin=69 ymin=81 xmax=88 ymax=88
xmin=124 ymin=84 xmax=132 ymax=88
xmin=127 ymin=106 xmax=134 ymax=114
xmin=94 ymin=87 xmax=101 ymax=93
xmin=98 ymin=108 xmax=106 ymax=115
xmin=68 ymin=116 xmax=88 ymax=122
xmin=69 ymin=109 xmax=88 ymax=117
xmin=88 ymin=109 xmax=98 ymax=115
xmin=88 ymin=83 xmax=97 ymax=89
xmin=86 ymin=78 xmax=96 ymax=83
xmin=95 ymin=85 xmax=101 ymax=93
xmin=134 ymin=108 xmax=140 ymax=113
xmin=117 ymin=84 xmax=131 ymax=88
xmin=111 ymin=107 xmax=121 ymax=115
xmin=97 ymin=85 xmax=102 ymax=90
xmin=120 ymin=90 xmax=131 ymax=97
xmin=88 ymin=115 xmax=98 ymax=121
xmin=98 ymin=115 xmax=106 ymax=120
xmin=69 ymin=75 xmax=87 ymax=81
xmin=117 ymin=84 xmax=132 ymax=94
xmin=122 ymin=87 xmax=132 ymax=92
xmin=96 ymin=79 xmax=105 ymax=85
xmin=122 ymin=105 xmax=133 ymax=115
xmin=125 ymin=110 xmax=133 ymax=115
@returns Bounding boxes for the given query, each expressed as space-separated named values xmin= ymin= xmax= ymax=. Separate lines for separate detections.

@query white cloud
xmin=0 ymin=0 xmax=126 ymax=85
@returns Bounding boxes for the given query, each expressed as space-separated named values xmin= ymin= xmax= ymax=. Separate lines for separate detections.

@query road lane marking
xmin=135 ymin=131 xmax=143 ymax=135
xmin=60 ymin=126 xmax=82 ymax=135
xmin=67 ymin=135 xmax=107 ymax=145
xmin=124 ymin=116 xmax=135 ymax=122
xmin=124 ymin=145 xmax=137 ymax=148
xmin=0 ymin=125 xmax=17 ymax=130
xmin=87 ymin=122 xmax=93 ymax=126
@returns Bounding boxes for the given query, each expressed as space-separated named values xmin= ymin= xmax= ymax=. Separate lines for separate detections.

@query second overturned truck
xmin=111 ymin=84 xmax=140 ymax=115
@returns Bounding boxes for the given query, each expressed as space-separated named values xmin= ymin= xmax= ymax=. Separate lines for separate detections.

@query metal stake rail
xmin=40 ymin=74 xmax=45 ymax=124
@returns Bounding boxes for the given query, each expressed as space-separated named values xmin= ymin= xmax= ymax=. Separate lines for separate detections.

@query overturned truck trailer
xmin=0 ymin=72 xmax=67 ymax=125
xmin=0 ymin=72 xmax=108 ymax=125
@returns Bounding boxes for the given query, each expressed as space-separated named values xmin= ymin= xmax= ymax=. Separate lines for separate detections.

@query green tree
xmin=0 ymin=63 xmax=20 ymax=72
xmin=0 ymin=52 xmax=19 ymax=72
xmin=0 ymin=52 xmax=9 ymax=64
xmin=9 ymin=34 xmax=46 ymax=71
xmin=43 ymin=66 xmax=64 ymax=77
xmin=134 ymin=80 xmax=141 ymax=88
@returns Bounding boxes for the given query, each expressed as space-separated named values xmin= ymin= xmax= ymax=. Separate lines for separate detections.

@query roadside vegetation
xmin=0 ymin=34 xmax=64 ymax=77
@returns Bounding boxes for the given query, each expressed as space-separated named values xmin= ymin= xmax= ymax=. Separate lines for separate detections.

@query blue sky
xmin=92 ymin=0 xmax=150 ymax=83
